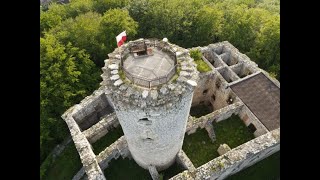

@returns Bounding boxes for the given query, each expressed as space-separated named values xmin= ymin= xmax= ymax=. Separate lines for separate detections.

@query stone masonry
xmin=61 ymin=40 xmax=280 ymax=180
xmin=101 ymin=38 xmax=199 ymax=171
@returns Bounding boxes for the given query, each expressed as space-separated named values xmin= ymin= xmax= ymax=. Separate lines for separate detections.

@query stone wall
xmin=62 ymin=108 xmax=106 ymax=180
xmin=186 ymin=101 xmax=244 ymax=135
xmin=73 ymin=136 xmax=129 ymax=180
xmin=176 ymin=150 xmax=196 ymax=172
xmin=72 ymin=91 xmax=114 ymax=131
xmin=114 ymin=91 xmax=194 ymax=170
xmin=238 ymin=105 xmax=269 ymax=137
xmin=191 ymin=72 xmax=216 ymax=107
xmin=62 ymin=87 xmax=119 ymax=180
xmin=191 ymin=71 xmax=239 ymax=115
xmin=96 ymin=136 xmax=130 ymax=170
xmin=170 ymin=128 xmax=280 ymax=180
xmin=83 ymin=112 xmax=119 ymax=144
xmin=200 ymin=42 xmax=260 ymax=87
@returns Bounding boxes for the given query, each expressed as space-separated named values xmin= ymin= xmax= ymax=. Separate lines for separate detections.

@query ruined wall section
xmin=73 ymin=136 xmax=129 ymax=180
xmin=238 ymin=105 xmax=269 ymax=137
xmin=176 ymin=150 xmax=196 ymax=172
xmin=191 ymin=72 xmax=215 ymax=107
xmin=62 ymin=106 xmax=106 ymax=180
xmin=191 ymin=45 xmax=241 ymax=113
xmin=71 ymin=88 xmax=114 ymax=131
xmin=200 ymin=42 xmax=260 ymax=87
xmin=186 ymin=101 xmax=244 ymax=135
xmin=83 ymin=112 xmax=119 ymax=144
xmin=191 ymin=41 xmax=277 ymax=138
xmin=170 ymin=128 xmax=280 ymax=180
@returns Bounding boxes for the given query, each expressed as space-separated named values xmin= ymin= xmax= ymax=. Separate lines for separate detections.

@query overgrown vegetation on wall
xmin=40 ymin=0 xmax=280 ymax=176
xmin=190 ymin=49 xmax=212 ymax=72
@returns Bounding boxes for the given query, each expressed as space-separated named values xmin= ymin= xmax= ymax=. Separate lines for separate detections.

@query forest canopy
xmin=40 ymin=0 xmax=279 ymax=178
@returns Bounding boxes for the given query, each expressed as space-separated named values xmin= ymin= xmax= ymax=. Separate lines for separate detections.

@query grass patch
xmin=103 ymin=158 xmax=185 ymax=180
xmin=183 ymin=115 xmax=255 ymax=167
xmin=195 ymin=60 xmax=212 ymax=72
xmin=171 ymin=74 xmax=179 ymax=83
xmin=119 ymin=69 xmax=126 ymax=81
xmin=44 ymin=142 xmax=82 ymax=180
xmin=226 ymin=151 xmax=280 ymax=180
xmin=189 ymin=49 xmax=212 ymax=73
xmin=104 ymin=158 xmax=151 ymax=180
xmin=118 ymin=69 xmax=131 ymax=84
xmin=189 ymin=104 xmax=213 ymax=118
xmin=92 ymin=126 xmax=124 ymax=154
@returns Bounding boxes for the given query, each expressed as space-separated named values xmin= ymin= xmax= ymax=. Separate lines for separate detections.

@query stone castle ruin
xmin=62 ymin=38 xmax=280 ymax=180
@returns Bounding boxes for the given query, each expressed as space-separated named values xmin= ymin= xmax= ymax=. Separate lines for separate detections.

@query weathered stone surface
xmin=205 ymin=123 xmax=216 ymax=143
xmin=159 ymin=86 xmax=168 ymax=95
xmin=217 ymin=144 xmax=231 ymax=155
xmin=177 ymin=76 xmax=188 ymax=83
xmin=187 ymin=80 xmax=197 ymax=87
xmin=176 ymin=150 xmax=196 ymax=172
xmin=114 ymin=79 xmax=123 ymax=86
xmin=148 ymin=165 xmax=160 ymax=180
xmin=110 ymin=70 xmax=118 ymax=75
xmin=108 ymin=64 xmax=119 ymax=70
xmin=176 ymin=51 xmax=183 ymax=57
xmin=180 ymin=71 xmax=190 ymax=77
xmin=168 ymin=84 xmax=176 ymax=90
xmin=119 ymin=84 xmax=128 ymax=91
xmin=83 ymin=113 xmax=118 ymax=143
xmin=150 ymin=90 xmax=158 ymax=100
xmin=142 ymin=90 xmax=149 ymax=98
xmin=110 ymin=75 xmax=120 ymax=81
xmin=115 ymin=54 xmax=121 ymax=59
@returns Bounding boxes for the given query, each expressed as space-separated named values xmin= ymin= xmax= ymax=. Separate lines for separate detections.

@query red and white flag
xmin=116 ymin=30 xmax=127 ymax=47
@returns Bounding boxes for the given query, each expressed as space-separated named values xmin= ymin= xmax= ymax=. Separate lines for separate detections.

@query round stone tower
xmin=101 ymin=38 xmax=199 ymax=170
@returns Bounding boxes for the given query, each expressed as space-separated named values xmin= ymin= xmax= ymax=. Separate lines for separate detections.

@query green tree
xmin=220 ymin=5 xmax=271 ymax=53
xmin=99 ymin=8 xmax=138 ymax=53
xmin=40 ymin=0 xmax=94 ymax=36
xmin=40 ymin=34 xmax=100 ymax=164
xmin=67 ymin=0 xmax=94 ymax=18
xmin=47 ymin=12 xmax=105 ymax=66
xmin=92 ymin=0 xmax=129 ymax=14
xmin=248 ymin=14 xmax=280 ymax=79
xmin=256 ymin=0 xmax=280 ymax=14
xmin=190 ymin=6 xmax=224 ymax=46
xmin=47 ymin=10 xmax=138 ymax=66
xmin=127 ymin=0 xmax=205 ymax=47
xmin=40 ymin=3 xmax=68 ymax=35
